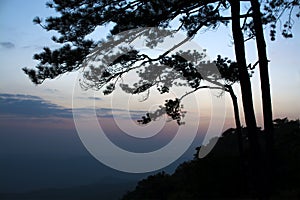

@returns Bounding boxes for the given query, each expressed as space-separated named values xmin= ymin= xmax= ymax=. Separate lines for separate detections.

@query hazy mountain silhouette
xmin=1 ymin=177 xmax=136 ymax=200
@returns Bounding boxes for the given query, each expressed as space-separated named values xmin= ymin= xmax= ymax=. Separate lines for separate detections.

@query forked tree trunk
xmin=226 ymin=85 xmax=246 ymax=193
xmin=230 ymin=1 xmax=259 ymax=155
xmin=226 ymin=85 xmax=243 ymax=156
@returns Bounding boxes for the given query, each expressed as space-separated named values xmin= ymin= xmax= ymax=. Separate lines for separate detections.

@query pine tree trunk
xmin=230 ymin=0 xmax=262 ymax=196
xmin=250 ymin=0 xmax=275 ymax=196
xmin=230 ymin=1 xmax=259 ymax=155
xmin=226 ymin=85 xmax=243 ymax=157
xmin=226 ymin=85 xmax=246 ymax=194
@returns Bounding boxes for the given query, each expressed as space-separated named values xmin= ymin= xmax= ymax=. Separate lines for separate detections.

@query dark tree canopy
xmin=23 ymin=0 xmax=299 ymax=85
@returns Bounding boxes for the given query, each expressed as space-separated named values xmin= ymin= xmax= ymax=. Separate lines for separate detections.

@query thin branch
xmin=218 ymin=13 xmax=253 ymax=21
xmin=179 ymin=85 xmax=226 ymax=101
xmin=244 ymin=35 xmax=255 ymax=42
xmin=241 ymin=7 xmax=253 ymax=30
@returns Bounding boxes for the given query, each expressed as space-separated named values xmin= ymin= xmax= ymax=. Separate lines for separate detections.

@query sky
xmin=0 ymin=0 xmax=299 ymax=120
xmin=0 ymin=0 xmax=300 ymax=194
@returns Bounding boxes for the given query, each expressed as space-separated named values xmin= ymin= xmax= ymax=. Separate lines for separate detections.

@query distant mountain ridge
xmin=0 ymin=177 xmax=137 ymax=200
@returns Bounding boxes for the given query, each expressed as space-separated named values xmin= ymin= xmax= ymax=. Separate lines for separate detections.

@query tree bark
xmin=226 ymin=85 xmax=246 ymax=193
xmin=230 ymin=0 xmax=262 ymax=196
xmin=250 ymin=0 xmax=275 ymax=196
xmin=230 ymin=0 xmax=259 ymax=154
xmin=226 ymin=85 xmax=243 ymax=156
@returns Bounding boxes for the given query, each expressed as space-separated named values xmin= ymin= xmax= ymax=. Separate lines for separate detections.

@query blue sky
xmin=0 ymin=0 xmax=299 ymax=122
xmin=0 ymin=0 xmax=300 ymax=193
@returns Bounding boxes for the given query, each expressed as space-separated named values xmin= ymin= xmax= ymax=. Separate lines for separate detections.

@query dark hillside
xmin=122 ymin=119 xmax=300 ymax=199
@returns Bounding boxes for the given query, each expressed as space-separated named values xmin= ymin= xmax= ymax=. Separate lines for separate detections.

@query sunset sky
xmin=1 ymin=0 xmax=299 ymax=120
xmin=0 ymin=0 xmax=299 ymax=193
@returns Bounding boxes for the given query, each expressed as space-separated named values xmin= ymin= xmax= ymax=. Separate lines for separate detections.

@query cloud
xmin=0 ymin=93 xmax=72 ymax=118
xmin=71 ymin=107 xmax=146 ymax=120
xmin=0 ymin=93 xmax=146 ymax=120
xmin=88 ymin=96 xmax=102 ymax=101
xmin=96 ymin=107 xmax=146 ymax=119
xmin=0 ymin=42 xmax=15 ymax=49
xmin=76 ymin=96 xmax=103 ymax=101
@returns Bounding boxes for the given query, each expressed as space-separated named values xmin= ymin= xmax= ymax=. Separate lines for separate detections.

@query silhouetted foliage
xmin=22 ymin=0 xmax=298 ymax=132
xmin=262 ymin=0 xmax=300 ymax=41
xmin=133 ymin=53 xmax=247 ymax=126
xmin=22 ymin=0 xmax=299 ymax=84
